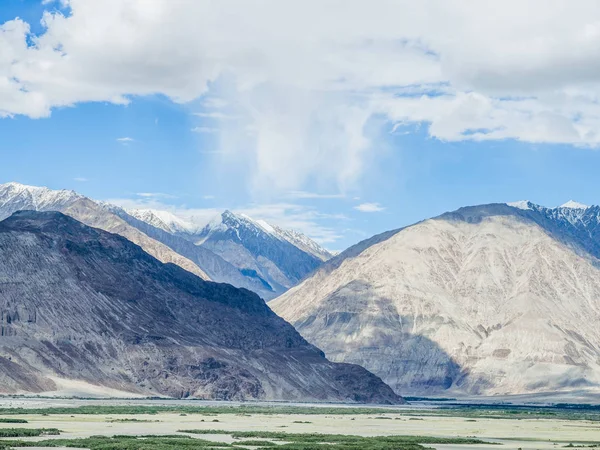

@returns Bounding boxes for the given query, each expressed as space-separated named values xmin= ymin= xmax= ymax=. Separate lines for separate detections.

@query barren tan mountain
xmin=272 ymin=203 xmax=600 ymax=396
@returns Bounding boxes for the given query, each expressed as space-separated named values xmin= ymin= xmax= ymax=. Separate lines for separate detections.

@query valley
xmin=0 ymin=399 xmax=599 ymax=449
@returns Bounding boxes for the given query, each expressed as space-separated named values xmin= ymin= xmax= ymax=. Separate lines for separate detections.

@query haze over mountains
xmin=0 ymin=210 xmax=400 ymax=402
xmin=0 ymin=182 xmax=332 ymax=300
xmin=272 ymin=200 xmax=600 ymax=397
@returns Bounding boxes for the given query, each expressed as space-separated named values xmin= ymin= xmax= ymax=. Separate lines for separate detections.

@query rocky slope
xmin=108 ymin=206 xmax=275 ymax=298
xmin=0 ymin=183 xmax=331 ymax=300
xmin=0 ymin=182 xmax=209 ymax=280
xmin=0 ymin=210 xmax=401 ymax=403
xmin=271 ymin=202 xmax=600 ymax=397
xmin=187 ymin=210 xmax=332 ymax=299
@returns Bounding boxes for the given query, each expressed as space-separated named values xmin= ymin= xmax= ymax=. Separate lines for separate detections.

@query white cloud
xmin=116 ymin=137 xmax=134 ymax=143
xmin=285 ymin=190 xmax=345 ymax=199
xmin=5 ymin=1 xmax=600 ymax=191
xmin=73 ymin=176 xmax=87 ymax=182
xmin=191 ymin=126 xmax=219 ymax=133
xmin=354 ymin=202 xmax=385 ymax=213
xmin=135 ymin=192 xmax=177 ymax=199
xmin=193 ymin=112 xmax=237 ymax=120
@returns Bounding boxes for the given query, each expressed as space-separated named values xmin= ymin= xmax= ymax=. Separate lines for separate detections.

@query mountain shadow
xmin=291 ymin=280 xmax=489 ymax=395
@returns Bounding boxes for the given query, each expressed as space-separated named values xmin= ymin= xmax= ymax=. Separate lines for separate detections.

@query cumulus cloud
xmin=4 ymin=1 xmax=600 ymax=191
xmin=354 ymin=202 xmax=385 ymax=213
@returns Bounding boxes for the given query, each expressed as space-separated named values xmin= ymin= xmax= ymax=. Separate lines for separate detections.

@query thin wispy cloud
xmin=193 ymin=112 xmax=237 ymax=120
xmin=202 ymin=98 xmax=228 ymax=109
xmin=116 ymin=137 xmax=134 ymax=144
xmin=136 ymin=192 xmax=177 ymax=199
xmin=354 ymin=202 xmax=385 ymax=213
xmin=286 ymin=190 xmax=345 ymax=199
xmin=73 ymin=177 xmax=88 ymax=182
xmin=191 ymin=127 xmax=219 ymax=133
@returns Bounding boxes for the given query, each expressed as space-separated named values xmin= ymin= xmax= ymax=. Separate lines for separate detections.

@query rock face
xmin=184 ymin=210 xmax=333 ymax=299
xmin=271 ymin=202 xmax=600 ymax=397
xmin=0 ymin=183 xmax=332 ymax=300
xmin=0 ymin=210 xmax=401 ymax=403
xmin=0 ymin=182 xmax=210 ymax=280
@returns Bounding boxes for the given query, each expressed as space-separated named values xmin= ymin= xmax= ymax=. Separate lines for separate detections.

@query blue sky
xmin=2 ymin=0 xmax=600 ymax=250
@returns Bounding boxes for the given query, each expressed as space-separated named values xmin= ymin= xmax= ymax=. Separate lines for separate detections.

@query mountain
xmin=0 ymin=183 xmax=325 ymax=299
xmin=0 ymin=210 xmax=401 ymax=403
xmin=127 ymin=209 xmax=199 ymax=235
xmin=106 ymin=206 xmax=276 ymax=299
xmin=0 ymin=182 xmax=209 ymax=280
xmin=271 ymin=201 xmax=600 ymax=397
xmin=184 ymin=210 xmax=333 ymax=298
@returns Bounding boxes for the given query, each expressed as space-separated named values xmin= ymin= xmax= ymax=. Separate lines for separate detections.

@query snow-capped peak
xmin=128 ymin=208 xmax=198 ymax=234
xmin=0 ymin=181 xmax=83 ymax=211
xmin=255 ymin=219 xmax=276 ymax=235
xmin=271 ymin=225 xmax=334 ymax=262
xmin=198 ymin=209 xmax=334 ymax=261
xmin=507 ymin=200 xmax=533 ymax=210
xmin=559 ymin=200 xmax=589 ymax=210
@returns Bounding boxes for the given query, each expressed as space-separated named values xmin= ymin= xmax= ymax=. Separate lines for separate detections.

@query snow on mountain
xmin=560 ymin=200 xmax=590 ymax=209
xmin=272 ymin=200 xmax=600 ymax=397
xmin=0 ymin=182 xmax=209 ymax=280
xmin=0 ymin=210 xmax=401 ymax=403
xmin=0 ymin=182 xmax=83 ymax=217
xmin=506 ymin=200 xmax=533 ymax=210
xmin=0 ymin=182 xmax=330 ymax=300
xmin=190 ymin=210 xmax=332 ymax=299
xmin=128 ymin=208 xmax=199 ymax=234
xmin=270 ymin=225 xmax=334 ymax=262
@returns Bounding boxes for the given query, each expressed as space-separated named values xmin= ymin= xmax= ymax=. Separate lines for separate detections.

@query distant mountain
xmin=0 ymin=182 xmax=209 ymax=280
xmin=128 ymin=209 xmax=200 ymax=235
xmin=106 ymin=206 xmax=275 ymax=299
xmin=187 ymin=210 xmax=333 ymax=297
xmin=0 ymin=210 xmax=401 ymax=403
xmin=272 ymin=200 xmax=600 ymax=397
xmin=0 ymin=183 xmax=331 ymax=299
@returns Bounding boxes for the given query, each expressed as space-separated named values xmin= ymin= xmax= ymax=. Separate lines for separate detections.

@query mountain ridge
xmin=0 ymin=182 xmax=332 ymax=299
xmin=271 ymin=200 xmax=600 ymax=397
xmin=0 ymin=210 xmax=402 ymax=403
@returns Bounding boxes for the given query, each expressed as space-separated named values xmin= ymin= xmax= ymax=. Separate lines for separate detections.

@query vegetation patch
xmin=0 ymin=428 xmax=60 ymax=437
xmin=180 ymin=429 xmax=489 ymax=449
xmin=0 ymin=405 xmax=404 ymax=416
xmin=4 ymin=435 xmax=231 ymax=449
xmin=0 ymin=418 xmax=28 ymax=423
xmin=106 ymin=418 xmax=161 ymax=423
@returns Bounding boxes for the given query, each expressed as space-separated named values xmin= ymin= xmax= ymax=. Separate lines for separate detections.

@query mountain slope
xmin=188 ymin=210 xmax=332 ymax=298
xmin=271 ymin=202 xmax=600 ymax=396
xmin=0 ymin=183 xmax=331 ymax=299
xmin=127 ymin=209 xmax=199 ymax=234
xmin=107 ymin=206 xmax=277 ymax=299
xmin=0 ymin=210 xmax=401 ymax=403
xmin=0 ymin=182 xmax=209 ymax=280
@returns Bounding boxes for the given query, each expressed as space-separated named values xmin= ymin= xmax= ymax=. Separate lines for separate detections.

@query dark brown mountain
xmin=0 ymin=210 xmax=401 ymax=403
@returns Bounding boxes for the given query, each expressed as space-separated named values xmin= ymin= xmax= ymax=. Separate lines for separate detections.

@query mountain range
xmin=271 ymin=200 xmax=600 ymax=397
xmin=0 ymin=210 xmax=400 ymax=402
xmin=0 ymin=182 xmax=332 ymax=300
